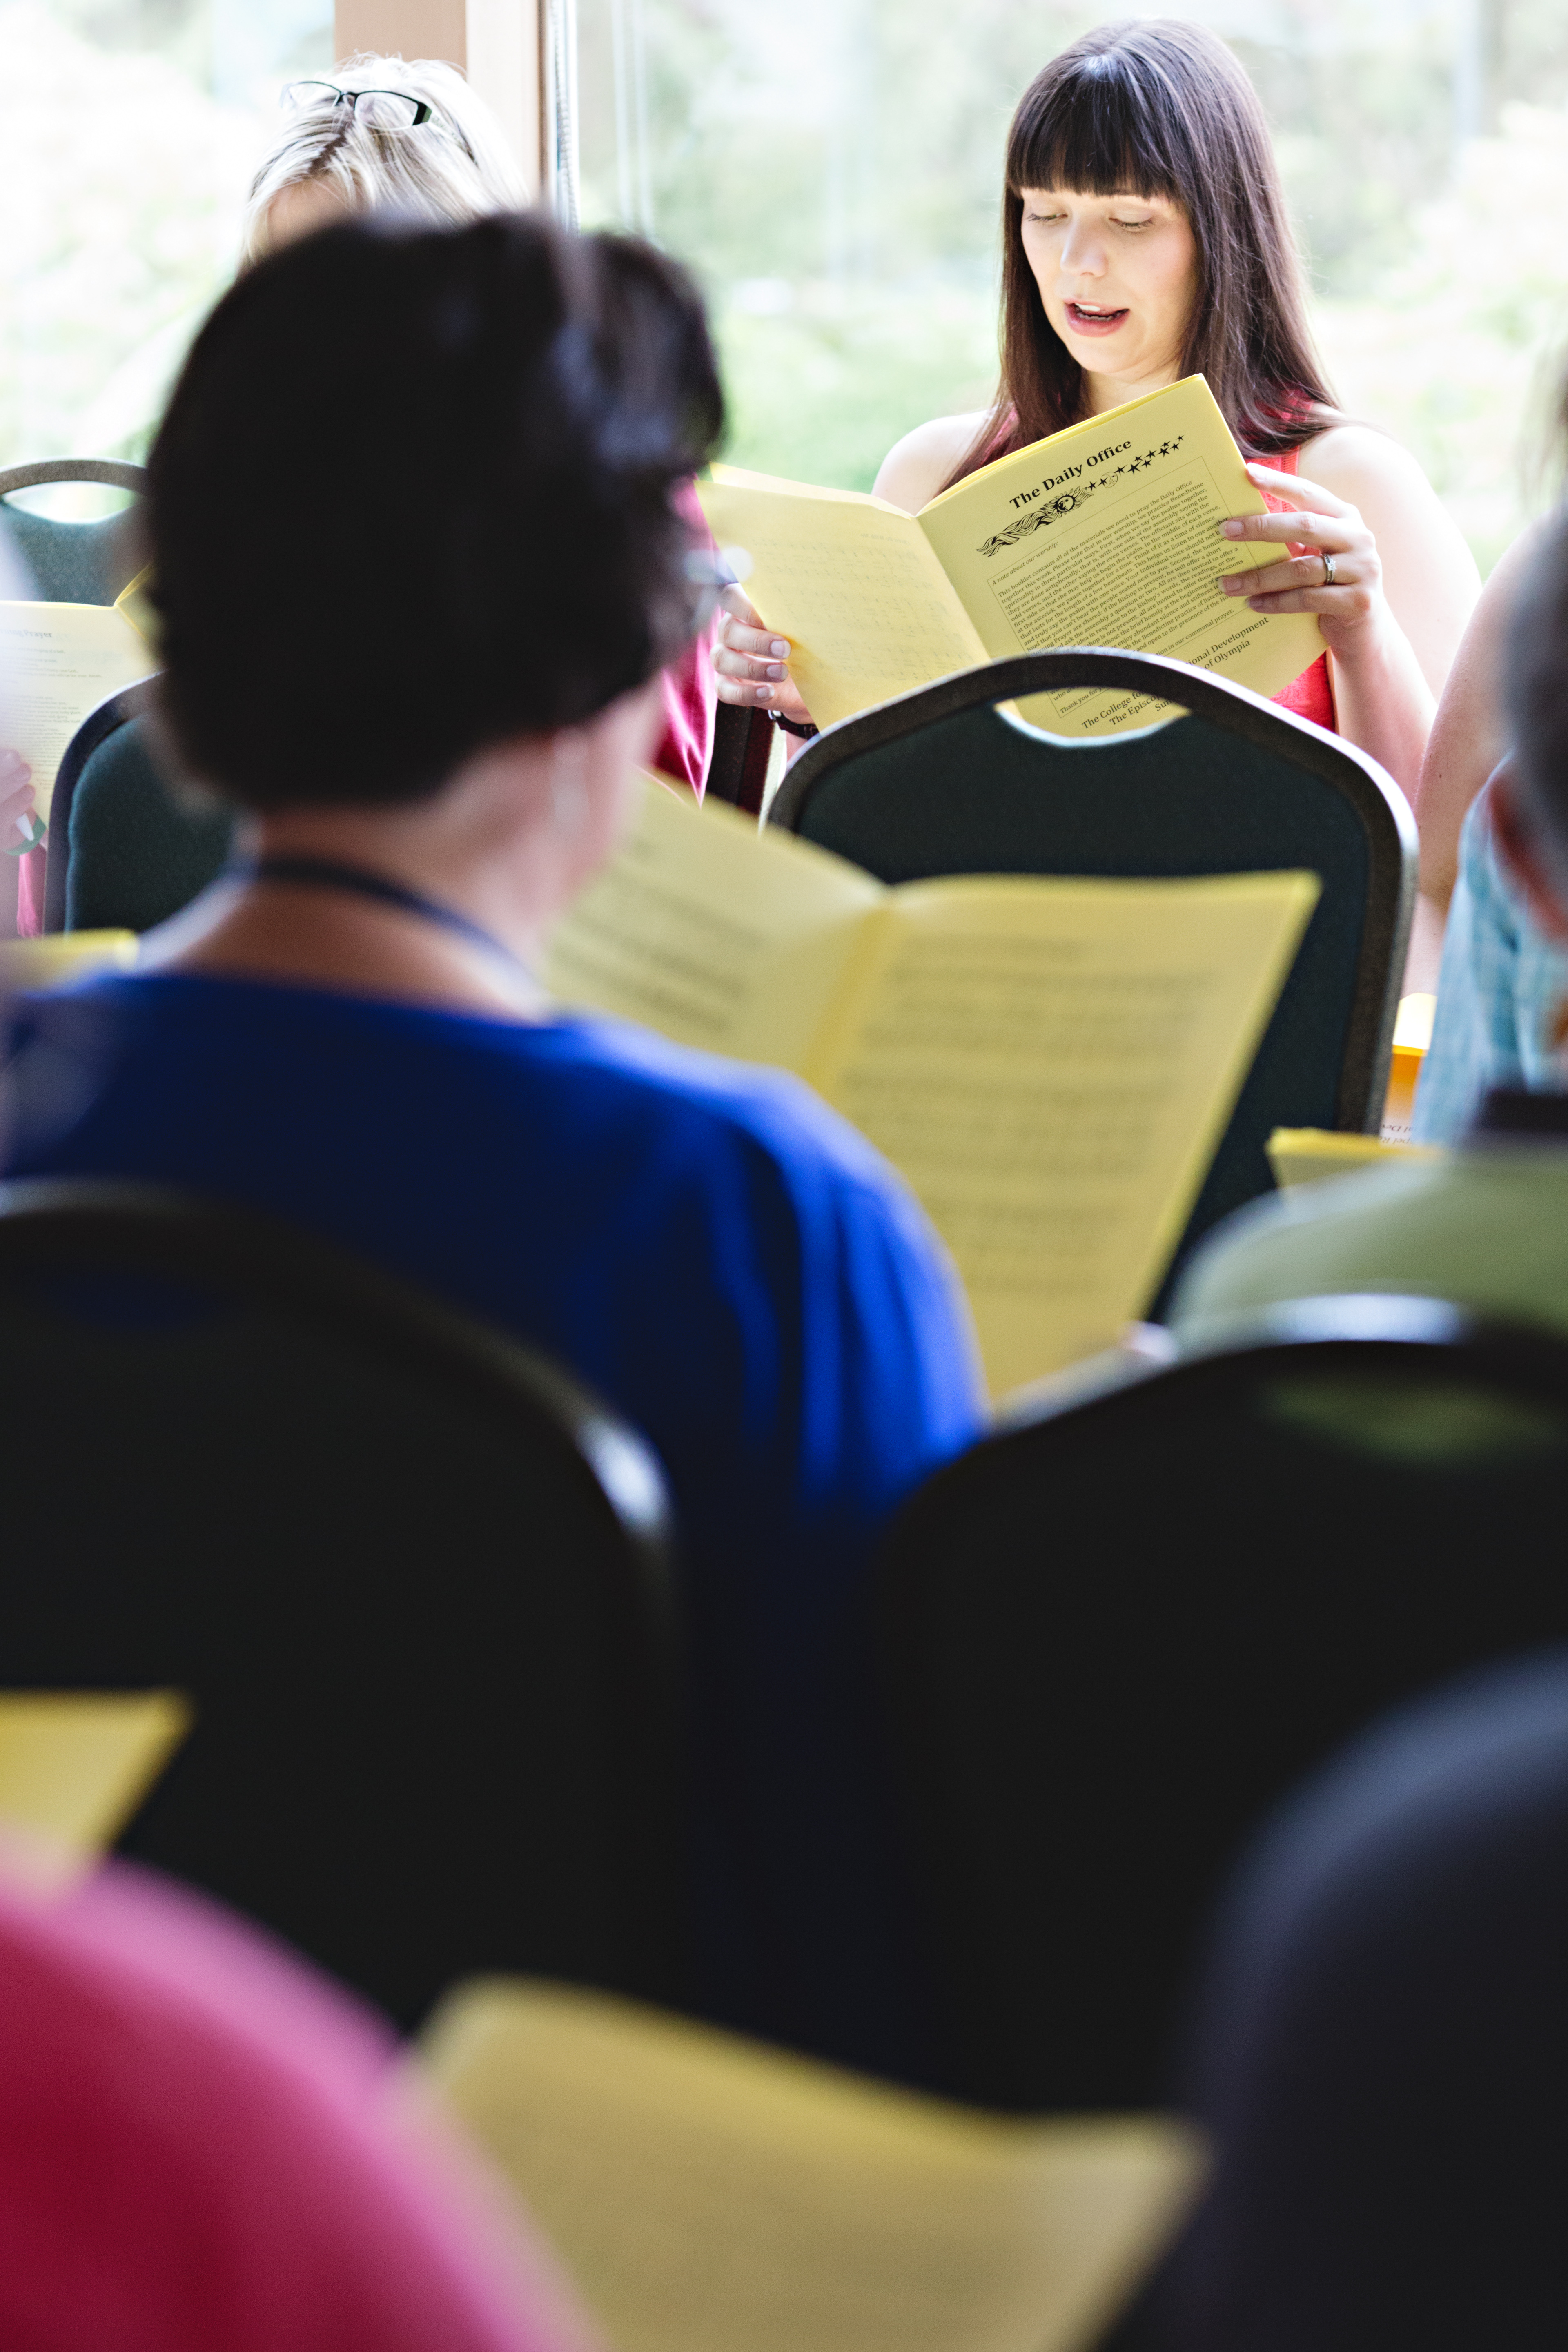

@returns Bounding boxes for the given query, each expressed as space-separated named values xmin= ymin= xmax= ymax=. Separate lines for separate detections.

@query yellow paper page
xmin=917 ymin=378 xmax=1324 ymax=735
xmin=545 ymin=776 xmax=884 ymax=1070
xmin=423 ymin=1978 xmax=1202 ymax=2352
xmin=113 ymin=564 xmax=161 ymax=655
xmin=697 ymin=466 xmax=989 ymax=727
xmin=0 ymin=931 xmax=138 ymax=993
xmin=0 ymin=600 xmax=158 ymax=822
xmin=802 ymin=871 xmax=1319 ymax=1393
xmin=0 ymin=1691 xmax=189 ymax=1866
xmin=1267 ymin=1128 xmax=1444 ymax=1190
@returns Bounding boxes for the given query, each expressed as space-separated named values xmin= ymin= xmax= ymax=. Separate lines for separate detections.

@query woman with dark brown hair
xmin=716 ymin=18 xmax=1476 ymax=801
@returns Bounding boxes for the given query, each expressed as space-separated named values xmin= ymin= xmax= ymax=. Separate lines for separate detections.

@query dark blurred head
xmin=1508 ymin=505 xmax=1568 ymax=890
xmin=1162 ymin=1650 xmax=1568 ymax=2350
xmin=148 ymin=211 xmax=724 ymax=810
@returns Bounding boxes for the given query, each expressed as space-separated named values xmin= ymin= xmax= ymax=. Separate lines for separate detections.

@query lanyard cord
xmin=230 ymin=854 xmax=536 ymax=985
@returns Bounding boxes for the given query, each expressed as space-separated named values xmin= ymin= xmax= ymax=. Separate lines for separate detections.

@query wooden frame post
xmin=332 ymin=0 xmax=542 ymax=196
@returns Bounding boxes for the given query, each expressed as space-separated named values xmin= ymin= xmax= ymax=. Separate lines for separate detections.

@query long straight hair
xmin=946 ymin=21 xmax=1336 ymax=487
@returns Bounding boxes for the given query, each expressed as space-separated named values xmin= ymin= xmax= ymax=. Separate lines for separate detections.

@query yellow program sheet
xmin=0 ymin=600 xmax=158 ymax=824
xmin=698 ymin=376 xmax=1323 ymax=736
xmin=0 ymin=1690 xmax=190 ymax=1877
xmin=423 ymin=1977 xmax=1203 ymax=2352
xmin=805 ymin=877 xmax=1314 ymax=1387
xmin=548 ymin=784 xmax=1317 ymax=1392
xmin=700 ymin=466 xmax=987 ymax=724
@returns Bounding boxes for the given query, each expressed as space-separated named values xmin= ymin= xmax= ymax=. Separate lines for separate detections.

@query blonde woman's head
xmin=243 ymin=53 xmax=529 ymax=262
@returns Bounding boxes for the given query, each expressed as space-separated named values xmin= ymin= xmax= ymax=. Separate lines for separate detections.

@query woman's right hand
xmin=712 ymin=587 xmax=815 ymax=727
xmin=0 ymin=751 xmax=36 ymax=850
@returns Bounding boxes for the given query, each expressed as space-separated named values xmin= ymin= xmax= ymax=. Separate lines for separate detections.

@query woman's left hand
xmin=1218 ymin=461 xmax=1389 ymax=662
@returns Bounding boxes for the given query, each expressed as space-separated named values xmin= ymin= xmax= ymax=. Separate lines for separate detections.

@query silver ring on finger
xmin=1321 ymin=551 xmax=1336 ymax=588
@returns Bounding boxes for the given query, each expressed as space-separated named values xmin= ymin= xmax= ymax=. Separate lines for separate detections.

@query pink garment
xmin=16 ymin=843 xmax=45 ymax=936
xmin=1262 ymin=442 xmax=1338 ymax=735
xmin=0 ymin=1858 xmax=600 ymax=2352
xmin=652 ymin=481 xmax=719 ymax=798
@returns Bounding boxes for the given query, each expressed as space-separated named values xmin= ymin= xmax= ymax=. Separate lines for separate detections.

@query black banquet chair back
xmin=769 ymin=650 xmax=1416 ymax=1279
xmin=0 ymin=459 xmax=147 ymax=605
xmin=0 ymin=1182 xmax=684 ymax=2027
xmin=873 ymin=1294 xmax=1568 ymax=2114
xmin=42 ymin=683 xmax=235 ymax=934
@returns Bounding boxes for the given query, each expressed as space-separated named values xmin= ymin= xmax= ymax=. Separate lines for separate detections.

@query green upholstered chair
xmin=43 ymin=685 xmax=234 ymax=934
xmin=768 ymin=649 xmax=1417 ymax=1289
xmin=0 ymin=460 xmax=147 ymax=606
xmin=873 ymin=1294 xmax=1568 ymax=2115
xmin=0 ymin=1179 xmax=685 ymax=2028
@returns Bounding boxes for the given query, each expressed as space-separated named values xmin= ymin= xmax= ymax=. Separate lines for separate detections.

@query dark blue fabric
xmin=1 ymin=973 xmax=983 ymax=2076
xmin=1161 ymin=1648 xmax=1568 ymax=2351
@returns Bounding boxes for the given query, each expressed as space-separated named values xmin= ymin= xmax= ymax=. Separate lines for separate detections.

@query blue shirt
xmin=1414 ymin=784 xmax=1568 ymax=1143
xmin=2 ymin=973 xmax=983 ymax=2074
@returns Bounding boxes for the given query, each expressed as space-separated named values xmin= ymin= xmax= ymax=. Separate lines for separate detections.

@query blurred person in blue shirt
xmin=1413 ymin=768 xmax=1568 ymax=1143
xmin=0 ymin=212 xmax=983 ymax=2078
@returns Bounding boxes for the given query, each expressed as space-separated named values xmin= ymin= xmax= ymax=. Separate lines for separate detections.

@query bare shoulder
xmin=873 ymin=412 xmax=989 ymax=514
xmin=1434 ymin=514 xmax=1552 ymax=683
xmin=1298 ymin=421 xmax=1480 ymax=632
xmin=1297 ymin=419 xmax=1476 ymax=592
xmin=1472 ymin=513 xmax=1552 ymax=622
xmin=1296 ymin=420 xmax=1444 ymax=509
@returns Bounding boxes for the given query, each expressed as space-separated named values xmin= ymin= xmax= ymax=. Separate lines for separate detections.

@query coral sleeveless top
xmin=1262 ymin=441 xmax=1337 ymax=733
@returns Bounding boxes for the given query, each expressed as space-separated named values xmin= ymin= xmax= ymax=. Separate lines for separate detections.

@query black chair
xmin=0 ymin=1180 xmax=684 ymax=2029
xmin=769 ymin=651 xmax=1416 ymax=1285
xmin=706 ymin=700 xmax=774 ymax=814
xmin=42 ymin=684 xmax=234 ymax=934
xmin=0 ymin=459 xmax=147 ymax=605
xmin=873 ymin=1294 xmax=1568 ymax=2114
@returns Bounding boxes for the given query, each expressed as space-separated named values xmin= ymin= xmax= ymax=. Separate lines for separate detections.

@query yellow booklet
xmin=0 ymin=1690 xmax=190 ymax=1879
xmin=0 ymin=930 xmax=138 ymax=992
xmin=1266 ymin=1128 xmax=1444 ymax=1190
xmin=423 ymin=1978 xmax=1203 ymax=2352
xmin=697 ymin=376 xmax=1323 ymax=736
xmin=547 ymin=784 xmax=1317 ymax=1392
xmin=0 ymin=588 xmax=158 ymax=836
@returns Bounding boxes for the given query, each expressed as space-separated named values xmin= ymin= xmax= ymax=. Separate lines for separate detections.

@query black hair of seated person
xmin=1508 ymin=502 xmax=1568 ymax=873
xmin=1153 ymin=1649 xmax=1568 ymax=2352
xmin=147 ymin=209 xmax=724 ymax=809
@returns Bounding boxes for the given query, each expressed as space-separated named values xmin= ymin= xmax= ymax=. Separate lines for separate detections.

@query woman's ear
xmin=1488 ymin=757 xmax=1568 ymax=943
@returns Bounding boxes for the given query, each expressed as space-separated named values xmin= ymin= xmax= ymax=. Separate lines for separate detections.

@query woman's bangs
xmin=1009 ymin=70 xmax=1183 ymax=203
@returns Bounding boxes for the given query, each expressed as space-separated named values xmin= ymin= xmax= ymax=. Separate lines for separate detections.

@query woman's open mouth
xmin=1064 ymin=301 xmax=1129 ymax=336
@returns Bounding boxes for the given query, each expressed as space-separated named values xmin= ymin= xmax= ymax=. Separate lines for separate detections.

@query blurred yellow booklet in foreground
xmin=697 ymin=375 xmax=1323 ymax=735
xmin=0 ymin=596 xmax=157 ymax=831
xmin=423 ymin=1978 xmax=1203 ymax=2352
xmin=547 ymin=783 xmax=1317 ymax=1391
xmin=0 ymin=1691 xmax=189 ymax=1878
xmin=0 ymin=930 xmax=138 ymax=993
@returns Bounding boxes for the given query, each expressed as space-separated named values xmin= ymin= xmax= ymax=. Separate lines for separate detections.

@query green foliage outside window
xmin=0 ymin=0 xmax=1564 ymax=575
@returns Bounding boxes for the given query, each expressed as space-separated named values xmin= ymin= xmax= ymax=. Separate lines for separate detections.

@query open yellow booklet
xmin=423 ymin=1978 xmax=1203 ymax=2352
xmin=697 ymin=375 xmax=1323 ymax=736
xmin=0 ymin=581 xmax=158 ymax=834
xmin=547 ymin=784 xmax=1318 ymax=1391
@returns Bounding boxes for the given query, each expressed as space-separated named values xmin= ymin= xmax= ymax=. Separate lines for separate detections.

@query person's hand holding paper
xmin=0 ymin=597 xmax=158 ymax=845
xmin=0 ymin=751 xmax=37 ymax=855
xmin=713 ymin=583 xmax=815 ymax=729
xmin=702 ymin=379 xmax=1324 ymax=737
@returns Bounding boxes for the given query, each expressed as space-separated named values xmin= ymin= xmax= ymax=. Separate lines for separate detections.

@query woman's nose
xmin=1059 ymin=218 xmax=1106 ymax=277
